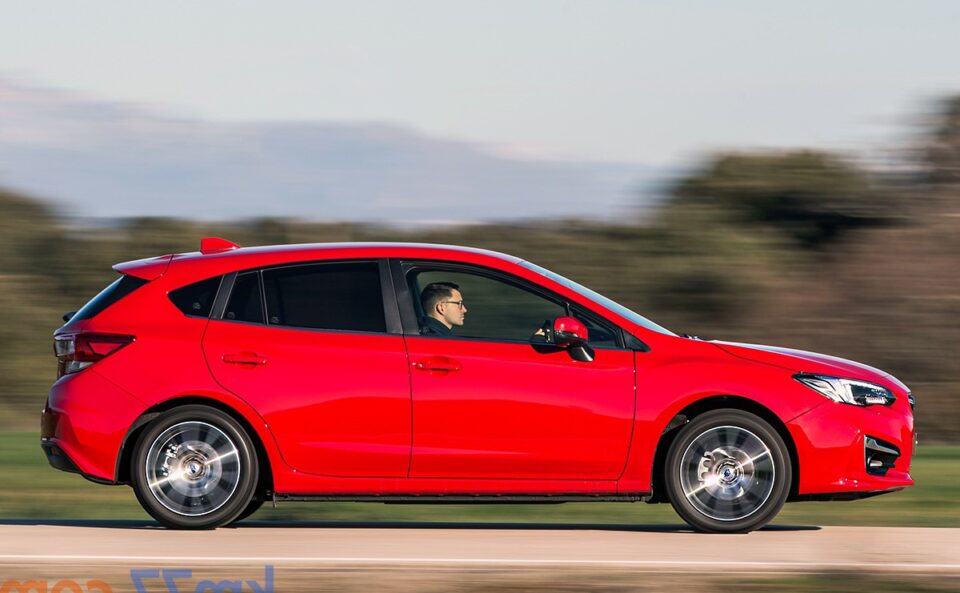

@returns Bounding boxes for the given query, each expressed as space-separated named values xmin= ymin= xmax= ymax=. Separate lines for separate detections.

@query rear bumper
xmin=40 ymin=440 xmax=80 ymax=474
xmin=41 ymin=368 xmax=146 ymax=482
xmin=787 ymin=397 xmax=914 ymax=496
xmin=39 ymin=439 xmax=117 ymax=485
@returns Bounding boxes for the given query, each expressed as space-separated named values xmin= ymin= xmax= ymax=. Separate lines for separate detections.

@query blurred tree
xmin=925 ymin=96 xmax=960 ymax=184
xmin=0 ymin=188 xmax=59 ymax=274
xmin=669 ymin=151 xmax=892 ymax=248
xmin=0 ymin=188 xmax=62 ymax=427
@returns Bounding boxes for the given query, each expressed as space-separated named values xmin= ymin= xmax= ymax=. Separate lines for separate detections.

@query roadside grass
xmin=2 ymin=432 xmax=956 ymax=526
xmin=716 ymin=573 xmax=958 ymax=593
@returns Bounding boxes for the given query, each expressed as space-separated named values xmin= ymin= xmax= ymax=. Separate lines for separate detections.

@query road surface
xmin=0 ymin=521 xmax=957 ymax=574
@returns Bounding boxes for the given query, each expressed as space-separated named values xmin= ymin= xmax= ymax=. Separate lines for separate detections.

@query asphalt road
xmin=0 ymin=521 xmax=958 ymax=575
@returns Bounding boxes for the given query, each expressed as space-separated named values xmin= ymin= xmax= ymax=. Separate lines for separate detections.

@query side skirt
xmin=275 ymin=493 xmax=650 ymax=503
xmin=790 ymin=488 xmax=903 ymax=502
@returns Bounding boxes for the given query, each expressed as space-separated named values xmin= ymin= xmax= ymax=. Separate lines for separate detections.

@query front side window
xmin=263 ymin=262 xmax=386 ymax=333
xmin=410 ymin=268 xmax=566 ymax=343
xmin=570 ymin=306 xmax=620 ymax=349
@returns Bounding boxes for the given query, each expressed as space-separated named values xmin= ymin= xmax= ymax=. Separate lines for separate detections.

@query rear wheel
xmin=131 ymin=405 xmax=258 ymax=529
xmin=664 ymin=409 xmax=791 ymax=533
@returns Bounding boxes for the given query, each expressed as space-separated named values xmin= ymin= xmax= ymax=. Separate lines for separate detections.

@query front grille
xmin=865 ymin=436 xmax=900 ymax=476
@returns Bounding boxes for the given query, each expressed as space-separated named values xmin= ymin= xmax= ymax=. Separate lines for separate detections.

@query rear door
xmin=202 ymin=260 xmax=412 ymax=477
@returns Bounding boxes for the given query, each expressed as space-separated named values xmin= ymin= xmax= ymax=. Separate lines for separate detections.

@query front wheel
xmin=228 ymin=497 xmax=265 ymax=525
xmin=664 ymin=409 xmax=791 ymax=533
xmin=131 ymin=405 xmax=259 ymax=529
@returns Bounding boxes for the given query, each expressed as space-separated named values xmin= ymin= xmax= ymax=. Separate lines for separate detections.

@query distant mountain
xmin=0 ymin=78 xmax=667 ymax=223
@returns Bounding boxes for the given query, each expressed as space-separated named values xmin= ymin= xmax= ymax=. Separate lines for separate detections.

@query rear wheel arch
xmin=116 ymin=396 xmax=274 ymax=499
xmin=648 ymin=395 xmax=800 ymax=503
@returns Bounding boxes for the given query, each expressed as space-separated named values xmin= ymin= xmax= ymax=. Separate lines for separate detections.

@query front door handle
xmin=413 ymin=356 xmax=462 ymax=372
xmin=222 ymin=352 xmax=268 ymax=365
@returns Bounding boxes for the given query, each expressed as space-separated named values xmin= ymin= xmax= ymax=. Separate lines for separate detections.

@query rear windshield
xmin=71 ymin=275 xmax=149 ymax=322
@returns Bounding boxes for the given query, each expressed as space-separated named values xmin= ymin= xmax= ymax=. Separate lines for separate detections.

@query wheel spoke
xmin=679 ymin=425 xmax=775 ymax=522
xmin=734 ymin=429 xmax=748 ymax=448
xmin=145 ymin=421 xmax=241 ymax=517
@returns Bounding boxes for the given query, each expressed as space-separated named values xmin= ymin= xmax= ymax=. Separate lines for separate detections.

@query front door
xmin=402 ymin=264 xmax=635 ymax=480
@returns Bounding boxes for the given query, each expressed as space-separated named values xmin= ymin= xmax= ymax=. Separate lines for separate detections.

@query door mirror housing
xmin=552 ymin=316 xmax=588 ymax=348
xmin=531 ymin=316 xmax=594 ymax=362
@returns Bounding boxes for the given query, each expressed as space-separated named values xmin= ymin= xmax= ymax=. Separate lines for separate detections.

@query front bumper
xmin=787 ymin=395 xmax=914 ymax=496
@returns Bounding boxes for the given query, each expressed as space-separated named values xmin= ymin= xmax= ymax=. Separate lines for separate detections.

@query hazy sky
xmin=1 ymin=1 xmax=958 ymax=165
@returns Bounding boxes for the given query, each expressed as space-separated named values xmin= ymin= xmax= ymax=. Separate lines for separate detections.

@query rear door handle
xmin=413 ymin=356 xmax=462 ymax=372
xmin=222 ymin=352 xmax=268 ymax=365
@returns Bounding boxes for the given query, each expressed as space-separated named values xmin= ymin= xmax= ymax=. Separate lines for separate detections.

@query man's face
xmin=438 ymin=289 xmax=467 ymax=328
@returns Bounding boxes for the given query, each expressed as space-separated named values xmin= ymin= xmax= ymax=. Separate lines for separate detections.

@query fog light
xmin=865 ymin=436 xmax=900 ymax=476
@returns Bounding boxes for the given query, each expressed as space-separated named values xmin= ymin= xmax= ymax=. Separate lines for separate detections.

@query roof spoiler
xmin=113 ymin=254 xmax=174 ymax=280
xmin=200 ymin=237 xmax=241 ymax=255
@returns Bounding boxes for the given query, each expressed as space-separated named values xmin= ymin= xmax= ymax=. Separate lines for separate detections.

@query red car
xmin=42 ymin=239 xmax=915 ymax=532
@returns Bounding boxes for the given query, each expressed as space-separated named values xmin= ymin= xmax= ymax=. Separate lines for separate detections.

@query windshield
xmin=519 ymin=261 xmax=676 ymax=337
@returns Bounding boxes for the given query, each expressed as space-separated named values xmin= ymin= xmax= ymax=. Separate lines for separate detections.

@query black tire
xmin=664 ymin=409 xmax=791 ymax=533
xmin=228 ymin=498 xmax=265 ymax=525
xmin=131 ymin=405 xmax=259 ymax=529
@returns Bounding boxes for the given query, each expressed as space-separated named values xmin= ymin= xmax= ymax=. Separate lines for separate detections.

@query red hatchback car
xmin=42 ymin=239 xmax=915 ymax=532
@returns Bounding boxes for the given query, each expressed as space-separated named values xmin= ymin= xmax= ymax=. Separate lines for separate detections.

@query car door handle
xmin=413 ymin=356 xmax=462 ymax=372
xmin=222 ymin=352 xmax=268 ymax=365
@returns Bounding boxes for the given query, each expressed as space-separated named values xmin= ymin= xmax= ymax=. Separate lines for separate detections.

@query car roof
xmin=115 ymin=241 xmax=523 ymax=280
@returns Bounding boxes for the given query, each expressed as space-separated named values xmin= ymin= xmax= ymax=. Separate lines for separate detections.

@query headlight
xmin=794 ymin=374 xmax=896 ymax=406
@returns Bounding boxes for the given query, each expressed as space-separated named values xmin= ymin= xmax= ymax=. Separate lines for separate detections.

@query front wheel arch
xmin=663 ymin=408 xmax=792 ymax=533
xmin=648 ymin=395 xmax=800 ymax=504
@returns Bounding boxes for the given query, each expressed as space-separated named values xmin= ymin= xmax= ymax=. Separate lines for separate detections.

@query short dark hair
xmin=420 ymin=281 xmax=460 ymax=313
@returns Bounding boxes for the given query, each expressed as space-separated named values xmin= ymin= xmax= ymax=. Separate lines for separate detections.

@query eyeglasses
xmin=443 ymin=300 xmax=466 ymax=308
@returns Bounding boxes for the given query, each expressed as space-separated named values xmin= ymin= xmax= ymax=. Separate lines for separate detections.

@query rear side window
xmin=224 ymin=272 xmax=265 ymax=324
xmin=169 ymin=276 xmax=222 ymax=318
xmin=263 ymin=262 xmax=386 ymax=332
xmin=72 ymin=275 xmax=149 ymax=322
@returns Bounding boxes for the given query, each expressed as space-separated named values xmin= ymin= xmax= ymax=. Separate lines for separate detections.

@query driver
xmin=419 ymin=282 xmax=467 ymax=336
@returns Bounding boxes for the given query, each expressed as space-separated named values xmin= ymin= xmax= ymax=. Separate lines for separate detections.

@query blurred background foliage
xmin=1 ymin=97 xmax=958 ymax=441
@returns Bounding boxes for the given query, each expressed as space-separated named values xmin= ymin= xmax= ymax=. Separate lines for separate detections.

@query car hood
xmin=713 ymin=341 xmax=909 ymax=393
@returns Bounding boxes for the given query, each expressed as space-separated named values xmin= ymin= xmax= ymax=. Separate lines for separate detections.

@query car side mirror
xmin=551 ymin=316 xmax=594 ymax=362
xmin=552 ymin=316 xmax=587 ymax=347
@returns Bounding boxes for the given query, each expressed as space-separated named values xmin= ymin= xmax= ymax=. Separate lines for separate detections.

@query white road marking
xmin=0 ymin=555 xmax=958 ymax=571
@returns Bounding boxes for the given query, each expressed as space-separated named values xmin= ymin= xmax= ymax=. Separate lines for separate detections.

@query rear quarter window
xmin=169 ymin=276 xmax=223 ymax=318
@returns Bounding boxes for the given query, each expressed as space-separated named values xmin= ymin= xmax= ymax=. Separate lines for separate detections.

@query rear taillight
xmin=54 ymin=333 xmax=135 ymax=378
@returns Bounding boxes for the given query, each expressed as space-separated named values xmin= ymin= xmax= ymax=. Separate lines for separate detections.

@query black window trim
xmin=210 ymin=272 xmax=236 ymax=320
xmin=211 ymin=259 xmax=402 ymax=335
xmin=391 ymin=258 xmax=630 ymax=350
